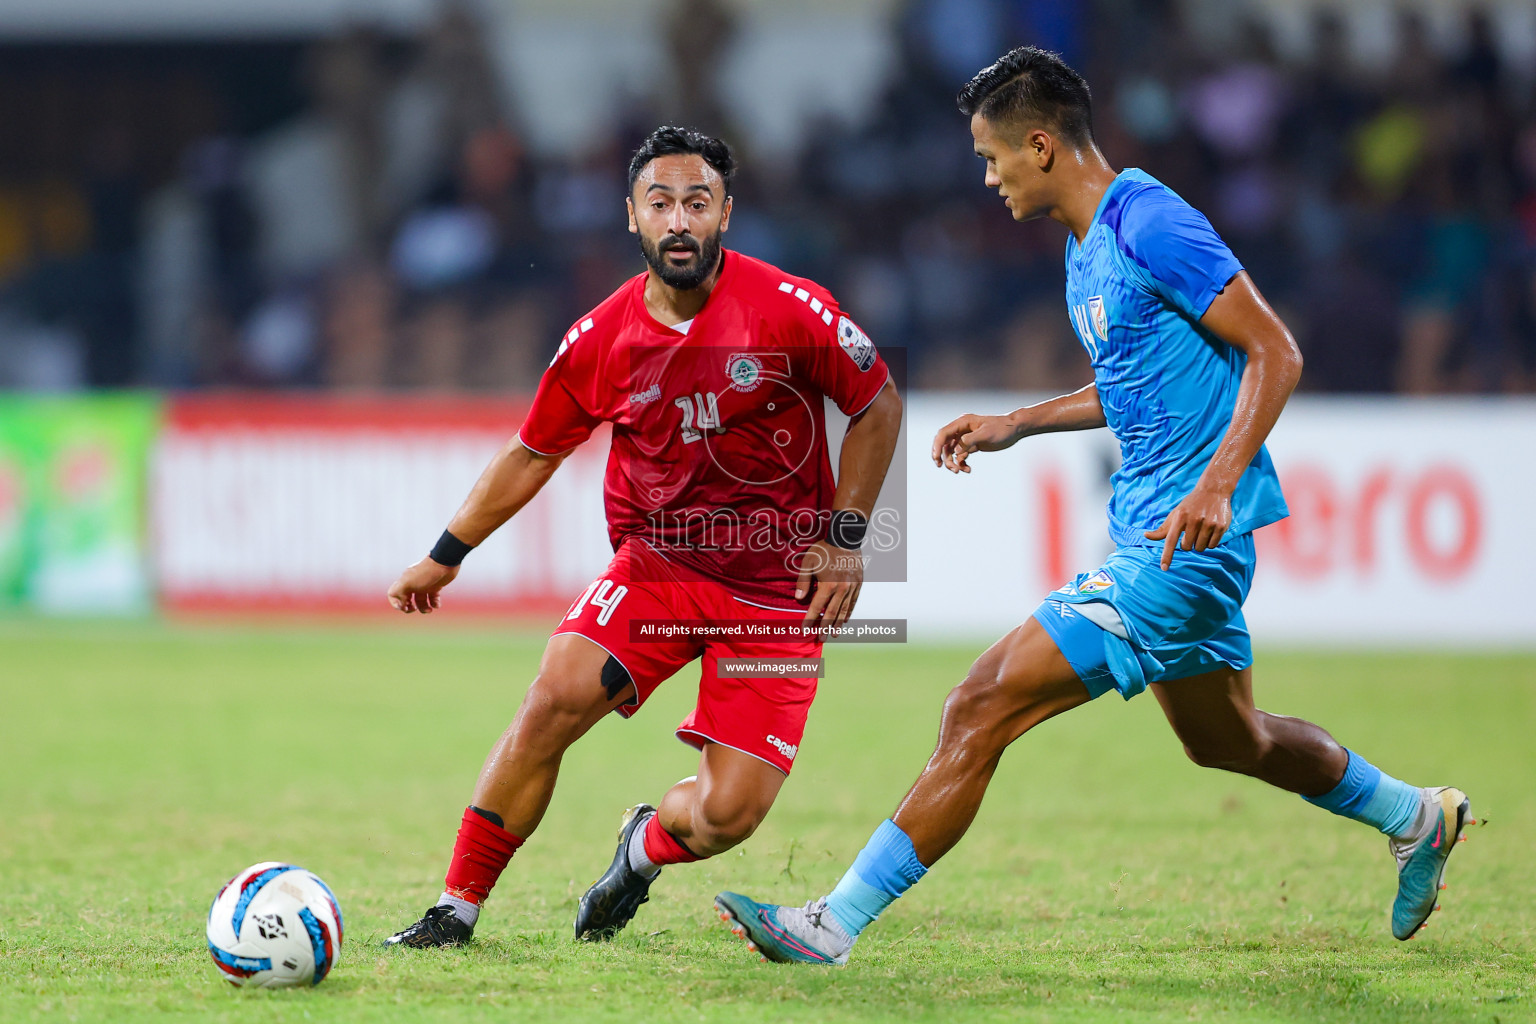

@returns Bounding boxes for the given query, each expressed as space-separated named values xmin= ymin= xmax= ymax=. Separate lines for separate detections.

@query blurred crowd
xmin=0 ymin=0 xmax=1534 ymax=395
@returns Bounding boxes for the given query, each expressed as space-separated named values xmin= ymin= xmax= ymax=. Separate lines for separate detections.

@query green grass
xmin=0 ymin=619 xmax=1531 ymax=1023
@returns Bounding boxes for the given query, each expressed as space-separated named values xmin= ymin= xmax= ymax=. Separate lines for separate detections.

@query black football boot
xmin=574 ymin=803 xmax=660 ymax=941
xmin=382 ymin=904 xmax=474 ymax=948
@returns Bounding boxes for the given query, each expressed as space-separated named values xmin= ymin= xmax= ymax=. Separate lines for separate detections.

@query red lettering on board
xmin=1039 ymin=467 xmax=1069 ymax=593
xmin=1404 ymin=467 xmax=1481 ymax=580
xmin=1261 ymin=463 xmax=1482 ymax=583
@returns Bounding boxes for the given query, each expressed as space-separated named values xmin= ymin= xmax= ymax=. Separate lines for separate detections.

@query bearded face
xmin=637 ymin=225 xmax=723 ymax=290
xmin=628 ymin=153 xmax=731 ymax=291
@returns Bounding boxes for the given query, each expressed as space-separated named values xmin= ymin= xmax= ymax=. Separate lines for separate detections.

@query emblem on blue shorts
xmin=1078 ymin=569 xmax=1115 ymax=595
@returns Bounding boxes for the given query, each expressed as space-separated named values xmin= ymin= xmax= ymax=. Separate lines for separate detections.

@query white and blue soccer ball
xmin=206 ymin=862 xmax=343 ymax=988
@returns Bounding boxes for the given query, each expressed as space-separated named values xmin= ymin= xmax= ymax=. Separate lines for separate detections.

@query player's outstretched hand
xmin=387 ymin=557 xmax=461 ymax=614
xmin=1144 ymin=486 xmax=1232 ymax=570
xmin=795 ymin=540 xmax=865 ymax=630
xmin=931 ymin=413 xmax=1023 ymax=474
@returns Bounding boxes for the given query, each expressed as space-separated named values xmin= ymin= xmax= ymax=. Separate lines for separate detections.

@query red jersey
xmin=518 ymin=250 xmax=890 ymax=609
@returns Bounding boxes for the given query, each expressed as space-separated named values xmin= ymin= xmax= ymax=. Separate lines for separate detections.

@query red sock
xmin=443 ymin=807 xmax=524 ymax=903
xmin=642 ymin=813 xmax=703 ymax=866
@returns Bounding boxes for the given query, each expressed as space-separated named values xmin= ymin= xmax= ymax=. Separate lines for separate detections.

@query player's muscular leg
xmin=656 ymin=743 xmax=786 ymax=857
xmin=1152 ymin=665 xmax=1347 ymax=796
xmin=469 ymin=634 xmax=636 ymax=836
xmin=892 ymin=618 xmax=1091 ymax=866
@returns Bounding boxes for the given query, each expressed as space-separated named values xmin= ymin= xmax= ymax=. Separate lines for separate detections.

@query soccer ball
xmin=205 ymin=862 xmax=343 ymax=988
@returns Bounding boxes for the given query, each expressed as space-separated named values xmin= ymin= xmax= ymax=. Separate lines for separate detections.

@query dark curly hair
xmin=627 ymin=126 xmax=736 ymax=195
xmin=957 ymin=46 xmax=1094 ymax=146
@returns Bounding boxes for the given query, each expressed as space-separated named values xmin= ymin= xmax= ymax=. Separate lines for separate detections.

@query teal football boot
xmin=1390 ymin=787 xmax=1473 ymax=940
xmin=715 ymin=891 xmax=853 ymax=965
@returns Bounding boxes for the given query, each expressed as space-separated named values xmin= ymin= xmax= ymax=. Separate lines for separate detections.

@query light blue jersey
xmin=1063 ymin=168 xmax=1288 ymax=545
xmin=1034 ymin=169 xmax=1290 ymax=698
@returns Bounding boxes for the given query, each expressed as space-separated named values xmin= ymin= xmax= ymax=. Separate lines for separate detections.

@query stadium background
xmin=3 ymin=3 xmax=1534 ymax=1021
xmin=1 ymin=0 xmax=1533 ymax=643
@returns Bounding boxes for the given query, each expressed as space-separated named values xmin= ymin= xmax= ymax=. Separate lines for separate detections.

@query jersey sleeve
xmin=791 ymin=285 xmax=890 ymax=416
xmin=517 ymin=333 xmax=602 ymax=455
xmin=1120 ymin=189 xmax=1244 ymax=320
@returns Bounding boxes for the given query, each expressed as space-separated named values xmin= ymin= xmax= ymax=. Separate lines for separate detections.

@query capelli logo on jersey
xmin=766 ymin=734 xmax=798 ymax=760
xmin=629 ymin=383 xmax=662 ymax=405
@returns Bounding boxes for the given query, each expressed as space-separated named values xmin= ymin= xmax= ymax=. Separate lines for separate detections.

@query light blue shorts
xmin=1032 ymin=534 xmax=1256 ymax=701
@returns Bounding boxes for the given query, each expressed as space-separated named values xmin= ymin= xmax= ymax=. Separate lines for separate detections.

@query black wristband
xmin=429 ymin=529 xmax=474 ymax=567
xmin=826 ymin=509 xmax=868 ymax=550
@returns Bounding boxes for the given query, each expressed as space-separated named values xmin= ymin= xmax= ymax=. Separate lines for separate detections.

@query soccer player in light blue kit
xmin=715 ymin=47 xmax=1473 ymax=965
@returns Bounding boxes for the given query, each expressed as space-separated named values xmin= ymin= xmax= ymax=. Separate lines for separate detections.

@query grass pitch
xmin=0 ymin=619 xmax=1531 ymax=1023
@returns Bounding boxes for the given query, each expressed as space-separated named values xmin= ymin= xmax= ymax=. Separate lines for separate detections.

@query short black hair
xmin=627 ymin=126 xmax=736 ymax=195
xmin=957 ymin=47 xmax=1094 ymax=146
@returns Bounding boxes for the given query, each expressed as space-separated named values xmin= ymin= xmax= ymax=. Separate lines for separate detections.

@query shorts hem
xmin=675 ymin=727 xmax=791 ymax=775
xmin=550 ymin=628 xmax=646 ymax=716
xmin=1155 ymin=650 xmax=1253 ymax=683
xmin=1031 ymin=606 xmax=1118 ymax=701
xmin=729 ymin=594 xmax=806 ymax=614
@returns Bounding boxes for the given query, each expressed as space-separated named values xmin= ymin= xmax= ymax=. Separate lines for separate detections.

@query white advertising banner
xmin=854 ymin=394 xmax=1536 ymax=646
xmin=151 ymin=395 xmax=611 ymax=614
xmin=151 ymin=392 xmax=1535 ymax=645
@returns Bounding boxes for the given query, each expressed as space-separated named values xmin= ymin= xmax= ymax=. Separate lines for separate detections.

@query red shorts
xmin=552 ymin=538 xmax=820 ymax=774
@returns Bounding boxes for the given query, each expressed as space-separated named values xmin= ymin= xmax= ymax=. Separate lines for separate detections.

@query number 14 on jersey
xmin=674 ymin=391 xmax=721 ymax=444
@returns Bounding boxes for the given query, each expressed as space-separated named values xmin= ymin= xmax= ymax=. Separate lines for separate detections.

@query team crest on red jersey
xmin=726 ymin=353 xmax=763 ymax=391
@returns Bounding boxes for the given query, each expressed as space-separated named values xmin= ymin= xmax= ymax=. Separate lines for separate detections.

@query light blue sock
xmin=1303 ymin=749 xmax=1422 ymax=838
xmin=823 ymin=819 xmax=928 ymax=938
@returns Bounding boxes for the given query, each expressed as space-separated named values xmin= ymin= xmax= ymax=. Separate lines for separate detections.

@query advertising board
xmin=149 ymin=392 xmax=1536 ymax=644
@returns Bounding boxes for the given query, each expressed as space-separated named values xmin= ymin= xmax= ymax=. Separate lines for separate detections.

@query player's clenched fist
xmin=931 ymin=413 xmax=1024 ymax=473
xmin=387 ymin=558 xmax=460 ymax=614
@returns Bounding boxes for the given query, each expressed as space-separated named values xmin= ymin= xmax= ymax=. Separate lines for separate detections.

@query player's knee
xmin=520 ymin=667 xmax=611 ymax=737
xmin=689 ymin=799 xmax=764 ymax=854
xmin=529 ymin=638 xmax=615 ymax=713
xmin=939 ymin=665 xmax=1017 ymax=753
xmin=1180 ymin=732 xmax=1265 ymax=773
xmin=508 ymin=691 xmax=579 ymax=759
xmin=940 ymin=680 xmax=987 ymax=742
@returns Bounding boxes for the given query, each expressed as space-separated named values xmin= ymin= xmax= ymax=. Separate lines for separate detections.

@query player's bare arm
xmin=387 ymin=441 xmax=569 ymax=614
xmin=1144 ymin=271 xmax=1303 ymax=569
xmin=798 ymin=378 xmax=902 ymax=627
xmin=932 ymin=382 xmax=1106 ymax=474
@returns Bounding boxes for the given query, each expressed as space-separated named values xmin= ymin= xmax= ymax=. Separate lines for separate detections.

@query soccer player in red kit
xmin=382 ymin=127 xmax=902 ymax=948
